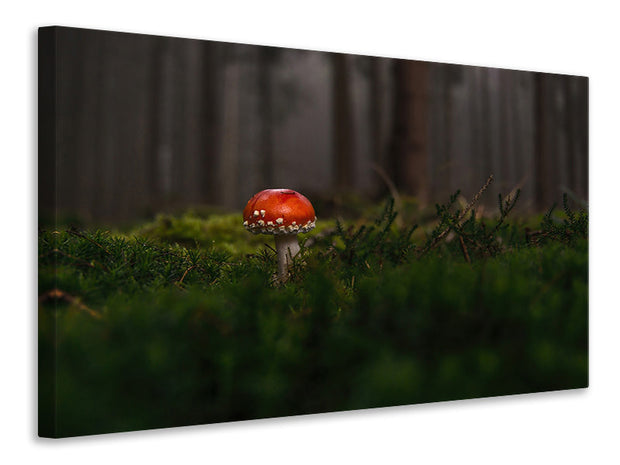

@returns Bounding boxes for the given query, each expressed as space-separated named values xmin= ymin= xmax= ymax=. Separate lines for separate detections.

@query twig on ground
xmin=176 ymin=265 xmax=197 ymax=286
xmin=67 ymin=228 xmax=112 ymax=255
xmin=459 ymin=235 xmax=471 ymax=264
xmin=38 ymin=288 xmax=102 ymax=319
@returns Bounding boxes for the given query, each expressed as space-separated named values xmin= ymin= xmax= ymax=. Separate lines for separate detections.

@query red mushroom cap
xmin=243 ymin=189 xmax=316 ymax=235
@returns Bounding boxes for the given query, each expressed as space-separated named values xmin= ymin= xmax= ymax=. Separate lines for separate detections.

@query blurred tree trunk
xmin=535 ymin=72 xmax=589 ymax=210
xmin=76 ymin=31 xmax=103 ymax=222
xmin=369 ymin=57 xmax=384 ymax=169
xmin=389 ymin=59 xmax=429 ymax=203
xmin=198 ymin=42 xmax=221 ymax=204
xmin=332 ymin=53 xmax=355 ymax=191
xmin=576 ymin=77 xmax=589 ymax=203
xmin=38 ymin=27 xmax=57 ymax=224
xmin=534 ymin=72 xmax=556 ymax=210
xmin=258 ymin=47 xmax=277 ymax=187
xmin=146 ymin=39 xmax=164 ymax=211
xmin=219 ymin=49 xmax=241 ymax=208
xmin=565 ymin=75 xmax=589 ymax=203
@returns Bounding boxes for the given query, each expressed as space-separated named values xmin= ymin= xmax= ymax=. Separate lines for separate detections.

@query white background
xmin=2 ymin=1 xmax=618 ymax=463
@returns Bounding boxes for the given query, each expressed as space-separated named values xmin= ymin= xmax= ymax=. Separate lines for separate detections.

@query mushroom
xmin=243 ymin=189 xmax=316 ymax=282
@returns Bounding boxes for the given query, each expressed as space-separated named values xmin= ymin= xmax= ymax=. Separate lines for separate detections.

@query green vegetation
xmin=38 ymin=192 xmax=588 ymax=438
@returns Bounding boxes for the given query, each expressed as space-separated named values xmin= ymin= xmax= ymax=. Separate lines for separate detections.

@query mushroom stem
xmin=274 ymin=234 xmax=300 ymax=282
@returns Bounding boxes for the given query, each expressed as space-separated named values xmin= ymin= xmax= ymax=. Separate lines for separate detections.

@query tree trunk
xmin=331 ymin=53 xmax=355 ymax=191
xmin=534 ymin=72 xmax=553 ymax=210
xmin=198 ymin=42 xmax=221 ymax=204
xmin=258 ymin=47 xmax=276 ymax=187
xmin=219 ymin=47 xmax=241 ymax=208
xmin=390 ymin=59 xmax=429 ymax=203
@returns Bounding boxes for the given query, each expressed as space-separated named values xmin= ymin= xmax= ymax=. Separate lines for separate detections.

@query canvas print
xmin=38 ymin=26 xmax=588 ymax=438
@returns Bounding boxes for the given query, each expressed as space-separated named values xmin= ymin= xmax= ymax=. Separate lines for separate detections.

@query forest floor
xmin=38 ymin=191 xmax=588 ymax=438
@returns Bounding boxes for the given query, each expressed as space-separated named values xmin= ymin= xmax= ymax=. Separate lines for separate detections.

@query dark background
xmin=39 ymin=26 xmax=588 ymax=225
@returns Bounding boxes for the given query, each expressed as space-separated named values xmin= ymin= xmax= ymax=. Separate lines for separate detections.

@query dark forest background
xmin=39 ymin=27 xmax=588 ymax=225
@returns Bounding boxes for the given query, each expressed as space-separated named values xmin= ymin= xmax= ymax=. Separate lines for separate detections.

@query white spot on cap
xmin=267 ymin=221 xmax=274 ymax=226
xmin=253 ymin=210 xmax=260 ymax=217
xmin=276 ymin=218 xmax=284 ymax=224
xmin=258 ymin=220 xmax=265 ymax=226
xmin=260 ymin=210 xmax=266 ymax=217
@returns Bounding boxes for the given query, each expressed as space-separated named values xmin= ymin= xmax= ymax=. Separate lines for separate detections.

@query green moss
xmin=38 ymin=196 xmax=588 ymax=437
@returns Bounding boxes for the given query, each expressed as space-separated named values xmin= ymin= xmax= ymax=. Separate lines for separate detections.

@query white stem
xmin=274 ymin=234 xmax=300 ymax=282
